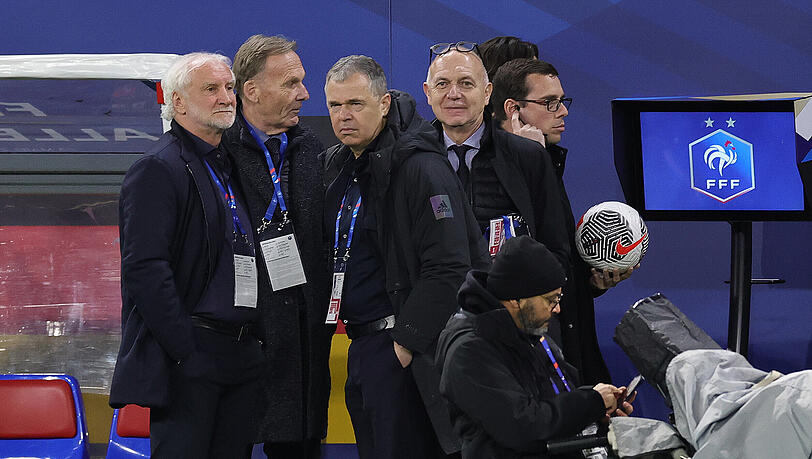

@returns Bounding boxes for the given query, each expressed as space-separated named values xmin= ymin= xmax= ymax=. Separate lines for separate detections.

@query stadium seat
xmin=0 ymin=373 xmax=90 ymax=459
xmin=105 ymin=404 xmax=150 ymax=459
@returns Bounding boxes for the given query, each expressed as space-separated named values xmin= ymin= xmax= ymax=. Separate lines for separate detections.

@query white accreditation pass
xmin=233 ymin=254 xmax=258 ymax=308
xmin=325 ymin=269 xmax=344 ymax=325
xmin=260 ymin=232 xmax=307 ymax=291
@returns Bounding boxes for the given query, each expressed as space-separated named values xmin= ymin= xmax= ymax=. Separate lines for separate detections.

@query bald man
xmin=424 ymin=42 xmax=569 ymax=275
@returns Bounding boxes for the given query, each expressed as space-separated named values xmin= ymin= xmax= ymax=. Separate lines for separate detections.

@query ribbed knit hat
xmin=487 ymin=236 xmax=566 ymax=300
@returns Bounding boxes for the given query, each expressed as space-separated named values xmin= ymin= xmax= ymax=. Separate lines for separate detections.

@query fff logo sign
xmin=689 ymin=129 xmax=754 ymax=202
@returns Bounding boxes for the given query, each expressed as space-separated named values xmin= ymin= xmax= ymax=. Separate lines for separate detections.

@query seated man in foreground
xmin=437 ymin=236 xmax=633 ymax=458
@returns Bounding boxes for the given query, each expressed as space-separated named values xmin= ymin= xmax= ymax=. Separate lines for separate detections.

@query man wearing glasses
xmin=436 ymin=236 xmax=634 ymax=458
xmin=491 ymin=58 xmax=636 ymax=386
xmin=423 ymin=42 xmax=570 ymax=270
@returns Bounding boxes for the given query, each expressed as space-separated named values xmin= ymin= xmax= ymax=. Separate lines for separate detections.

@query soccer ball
xmin=575 ymin=201 xmax=648 ymax=271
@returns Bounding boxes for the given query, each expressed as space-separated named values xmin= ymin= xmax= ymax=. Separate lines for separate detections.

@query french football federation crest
xmin=689 ymin=129 xmax=754 ymax=202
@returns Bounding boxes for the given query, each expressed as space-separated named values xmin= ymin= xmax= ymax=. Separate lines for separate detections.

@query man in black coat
xmin=110 ymin=52 xmax=263 ymax=458
xmin=437 ymin=236 xmax=633 ymax=458
xmin=491 ymin=58 xmax=637 ymax=385
xmin=423 ymin=43 xmax=570 ymax=268
xmin=322 ymin=55 xmax=489 ymax=458
xmin=220 ymin=35 xmax=332 ymax=458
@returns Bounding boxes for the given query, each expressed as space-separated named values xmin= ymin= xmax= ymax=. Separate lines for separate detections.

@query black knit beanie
xmin=487 ymin=236 xmax=566 ymax=300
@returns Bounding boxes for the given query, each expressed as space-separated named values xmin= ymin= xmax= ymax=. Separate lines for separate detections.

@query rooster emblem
xmin=703 ymin=140 xmax=737 ymax=176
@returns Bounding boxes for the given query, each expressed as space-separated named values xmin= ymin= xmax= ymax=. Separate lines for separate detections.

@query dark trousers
xmin=150 ymin=327 xmax=264 ymax=459
xmin=345 ymin=330 xmax=446 ymax=459
xmin=263 ymin=438 xmax=322 ymax=458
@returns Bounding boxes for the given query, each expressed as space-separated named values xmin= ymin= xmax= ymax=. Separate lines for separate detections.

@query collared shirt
xmin=445 ymin=121 xmax=486 ymax=171
xmin=325 ymin=140 xmax=394 ymax=325
xmin=183 ymin=126 xmax=258 ymax=325
xmin=244 ymin=116 xmax=290 ymax=204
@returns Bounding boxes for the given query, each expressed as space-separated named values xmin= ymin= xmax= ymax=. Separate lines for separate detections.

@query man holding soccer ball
xmin=489 ymin=54 xmax=637 ymax=385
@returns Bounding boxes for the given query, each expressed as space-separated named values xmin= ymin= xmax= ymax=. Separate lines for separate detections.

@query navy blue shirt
xmin=326 ymin=147 xmax=394 ymax=325
xmin=183 ymin=128 xmax=259 ymax=325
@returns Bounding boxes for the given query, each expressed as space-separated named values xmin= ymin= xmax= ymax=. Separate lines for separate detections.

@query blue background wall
xmin=3 ymin=0 xmax=811 ymax=421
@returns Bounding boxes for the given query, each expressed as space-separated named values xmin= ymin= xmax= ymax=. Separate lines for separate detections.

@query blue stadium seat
xmin=105 ymin=404 xmax=150 ymax=459
xmin=0 ymin=373 xmax=90 ymax=459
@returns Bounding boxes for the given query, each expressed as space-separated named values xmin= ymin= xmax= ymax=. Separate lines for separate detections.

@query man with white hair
xmin=110 ymin=52 xmax=263 ymax=458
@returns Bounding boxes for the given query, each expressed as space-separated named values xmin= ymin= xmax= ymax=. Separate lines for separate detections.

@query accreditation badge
xmin=233 ymin=254 xmax=258 ymax=308
xmin=326 ymin=259 xmax=347 ymax=325
xmin=258 ymin=220 xmax=307 ymax=291
xmin=488 ymin=217 xmax=506 ymax=257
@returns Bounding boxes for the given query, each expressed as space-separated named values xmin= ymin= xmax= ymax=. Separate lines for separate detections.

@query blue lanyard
xmin=244 ymin=118 xmax=288 ymax=233
xmin=539 ymin=335 xmax=571 ymax=395
xmin=204 ymin=161 xmax=248 ymax=238
xmin=503 ymin=215 xmax=516 ymax=239
xmin=333 ymin=191 xmax=362 ymax=262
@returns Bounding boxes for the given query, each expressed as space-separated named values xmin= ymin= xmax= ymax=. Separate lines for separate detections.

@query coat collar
xmin=231 ymin=106 xmax=304 ymax=157
xmin=546 ymin=143 xmax=569 ymax=178
xmin=474 ymin=308 xmax=533 ymax=354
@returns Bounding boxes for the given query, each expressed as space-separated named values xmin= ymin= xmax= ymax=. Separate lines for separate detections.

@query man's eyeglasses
xmin=544 ymin=292 xmax=564 ymax=308
xmin=514 ymin=97 xmax=573 ymax=112
xmin=429 ymin=41 xmax=480 ymax=64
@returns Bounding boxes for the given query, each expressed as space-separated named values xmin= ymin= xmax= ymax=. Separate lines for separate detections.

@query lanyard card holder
xmin=327 ymin=191 xmax=362 ymax=325
xmin=487 ymin=213 xmax=529 ymax=256
xmin=258 ymin=219 xmax=307 ymax=292
xmin=233 ymin=232 xmax=258 ymax=309
xmin=205 ymin=160 xmax=258 ymax=309
xmin=247 ymin=119 xmax=305 ymax=292
xmin=326 ymin=258 xmax=347 ymax=325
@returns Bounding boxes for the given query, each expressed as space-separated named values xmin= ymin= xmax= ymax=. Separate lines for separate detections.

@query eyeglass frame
xmin=429 ymin=41 xmax=481 ymax=65
xmin=513 ymin=97 xmax=573 ymax=112
xmin=543 ymin=292 xmax=564 ymax=308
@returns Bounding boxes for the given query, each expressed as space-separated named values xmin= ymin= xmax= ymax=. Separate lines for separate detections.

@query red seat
xmin=0 ymin=378 xmax=77 ymax=438
xmin=0 ymin=374 xmax=89 ymax=459
xmin=106 ymin=404 xmax=150 ymax=458
xmin=116 ymin=404 xmax=150 ymax=437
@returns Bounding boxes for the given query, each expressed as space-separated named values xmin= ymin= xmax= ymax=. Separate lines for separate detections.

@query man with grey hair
xmin=110 ymin=52 xmax=263 ymax=457
xmin=423 ymin=44 xmax=570 ymax=275
xmin=221 ymin=34 xmax=330 ymax=459
xmin=322 ymin=54 xmax=488 ymax=458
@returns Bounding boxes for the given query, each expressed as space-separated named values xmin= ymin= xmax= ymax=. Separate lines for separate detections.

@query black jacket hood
xmin=384 ymin=90 xmax=447 ymax=167
xmin=457 ymin=270 xmax=502 ymax=315
xmin=436 ymin=269 xmax=517 ymax=370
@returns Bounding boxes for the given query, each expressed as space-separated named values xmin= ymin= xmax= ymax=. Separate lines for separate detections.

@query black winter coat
xmin=221 ymin=114 xmax=333 ymax=442
xmin=111 ymin=121 xmax=229 ymax=408
xmin=436 ymin=270 xmax=606 ymax=458
xmin=432 ymin=117 xmax=571 ymax=272
xmin=547 ymin=144 xmax=611 ymax=385
xmin=323 ymin=90 xmax=490 ymax=453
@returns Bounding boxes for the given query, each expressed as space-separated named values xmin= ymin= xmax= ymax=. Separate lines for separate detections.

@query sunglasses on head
xmin=429 ymin=41 xmax=480 ymax=64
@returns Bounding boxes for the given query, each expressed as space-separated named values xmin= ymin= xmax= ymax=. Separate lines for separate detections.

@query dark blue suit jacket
xmin=110 ymin=121 xmax=225 ymax=408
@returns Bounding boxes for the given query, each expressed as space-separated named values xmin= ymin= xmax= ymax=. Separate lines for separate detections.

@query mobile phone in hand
xmin=619 ymin=374 xmax=643 ymax=404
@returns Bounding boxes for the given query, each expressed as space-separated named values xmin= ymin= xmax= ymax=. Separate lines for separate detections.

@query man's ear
xmin=483 ymin=81 xmax=493 ymax=105
xmin=503 ymin=98 xmax=519 ymax=119
xmin=380 ymin=92 xmax=392 ymax=117
xmin=422 ymin=81 xmax=431 ymax=102
xmin=172 ymin=92 xmax=185 ymax=116
xmin=242 ymin=79 xmax=259 ymax=104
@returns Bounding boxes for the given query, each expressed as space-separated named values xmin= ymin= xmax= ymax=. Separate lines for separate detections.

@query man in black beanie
xmin=436 ymin=236 xmax=633 ymax=458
